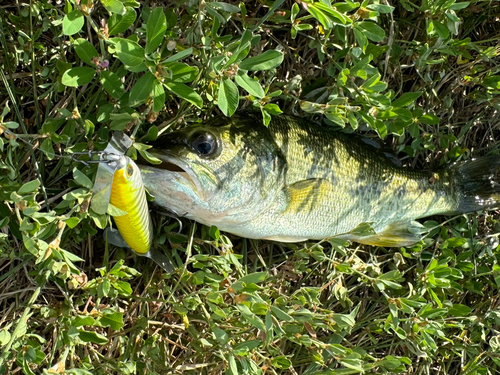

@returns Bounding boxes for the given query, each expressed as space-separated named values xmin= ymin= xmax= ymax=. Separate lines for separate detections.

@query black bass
xmin=139 ymin=113 xmax=500 ymax=246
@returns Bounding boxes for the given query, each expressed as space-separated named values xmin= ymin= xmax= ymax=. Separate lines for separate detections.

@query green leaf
xmin=325 ymin=113 xmax=345 ymax=127
xmin=361 ymin=73 xmax=381 ymax=89
xmin=0 ymin=329 xmax=11 ymax=346
xmin=73 ymin=168 xmax=93 ymax=189
xmin=233 ymin=340 xmax=261 ymax=355
xmin=166 ymin=8 xmax=178 ymax=29
xmin=271 ymin=306 xmax=293 ymax=322
xmin=72 ymin=316 xmax=95 ymax=327
xmin=218 ymin=78 xmax=239 ymax=116
xmin=163 ymin=80 xmax=203 ymax=108
xmin=341 ymin=355 xmax=364 ymax=372
xmin=100 ymin=71 xmax=125 ymax=99
xmin=137 ymin=148 xmax=162 ymax=165
xmin=78 ymin=330 xmax=109 ymax=345
xmin=419 ymin=113 xmax=440 ymax=125
xmin=212 ymin=326 xmax=229 ymax=345
xmin=145 ymin=7 xmax=167 ymax=54
xmin=114 ymin=280 xmax=133 ymax=295
xmin=98 ymin=311 xmax=124 ymax=330
xmin=40 ymin=138 xmax=55 ymax=160
xmin=109 ymin=112 xmax=136 ymax=130
xmin=448 ymin=304 xmax=472 ymax=317
xmin=42 ymin=117 xmax=66 ymax=134
xmin=164 ymin=47 xmax=193 ymax=63
xmin=234 ymin=272 xmax=267 ymax=289
xmin=307 ymin=3 xmax=348 ymax=29
xmin=129 ymin=72 xmax=156 ymax=107
xmin=367 ymin=4 xmax=395 ymax=13
xmin=449 ymin=2 xmax=470 ymax=10
xmin=61 ymin=67 xmax=96 ymax=87
xmin=375 ymin=120 xmax=388 ymax=138
xmin=114 ymin=39 xmax=145 ymax=67
xmin=271 ymin=356 xmax=291 ymax=369
xmin=73 ymin=38 xmax=98 ymax=65
xmin=165 ymin=62 xmax=199 ymax=83
xmin=234 ymin=72 xmax=265 ymax=97
xmin=445 ymin=12 xmax=460 ymax=22
xmin=353 ymin=27 xmax=368 ymax=51
xmin=239 ymin=50 xmax=284 ymax=71
xmin=261 ymin=107 xmax=271 ymax=126
xmin=236 ymin=305 xmax=266 ymax=331
xmin=64 ymin=217 xmax=80 ymax=229
xmin=153 ymin=80 xmax=165 ymax=112
xmin=432 ymin=20 xmax=450 ymax=39
xmin=209 ymin=225 xmax=220 ymax=241
xmin=263 ymin=103 xmax=282 ymax=115
xmin=391 ymin=92 xmax=422 ymax=107
xmin=18 ymin=179 xmax=40 ymax=195
xmin=210 ymin=2 xmax=241 ymax=13
xmin=97 ymin=103 xmax=114 ymax=122
xmin=442 ymin=237 xmax=467 ymax=248
xmin=291 ymin=3 xmax=299 ymax=22
xmin=63 ymin=10 xmax=84 ymax=36
xmin=108 ymin=7 xmax=137 ymax=36
xmin=356 ymin=22 xmax=386 ymax=42
xmin=101 ymin=0 xmax=125 ymax=15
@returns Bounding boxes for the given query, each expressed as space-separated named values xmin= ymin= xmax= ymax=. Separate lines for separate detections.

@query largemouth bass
xmin=139 ymin=113 xmax=500 ymax=246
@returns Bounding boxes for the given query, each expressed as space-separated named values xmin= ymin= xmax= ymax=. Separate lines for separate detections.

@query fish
xmin=89 ymin=133 xmax=174 ymax=272
xmin=138 ymin=113 xmax=500 ymax=247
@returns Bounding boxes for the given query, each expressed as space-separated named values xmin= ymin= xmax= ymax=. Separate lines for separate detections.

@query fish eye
xmin=190 ymin=132 xmax=218 ymax=157
xmin=126 ymin=164 xmax=134 ymax=177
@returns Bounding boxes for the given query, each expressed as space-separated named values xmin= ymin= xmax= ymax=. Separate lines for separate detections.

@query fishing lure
xmin=74 ymin=133 xmax=174 ymax=273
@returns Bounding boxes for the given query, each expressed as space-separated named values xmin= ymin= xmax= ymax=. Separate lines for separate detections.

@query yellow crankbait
xmin=81 ymin=132 xmax=173 ymax=273
xmin=109 ymin=156 xmax=153 ymax=255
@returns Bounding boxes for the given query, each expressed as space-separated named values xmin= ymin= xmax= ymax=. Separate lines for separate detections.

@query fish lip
xmin=140 ymin=151 xmax=205 ymax=199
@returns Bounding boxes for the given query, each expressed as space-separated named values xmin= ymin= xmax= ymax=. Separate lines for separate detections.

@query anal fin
xmin=350 ymin=221 xmax=424 ymax=247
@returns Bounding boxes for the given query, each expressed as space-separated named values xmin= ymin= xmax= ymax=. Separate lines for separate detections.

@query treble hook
xmin=72 ymin=151 xmax=122 ymax=167
xmin=155 ymin=208 xmax=184 ymax=235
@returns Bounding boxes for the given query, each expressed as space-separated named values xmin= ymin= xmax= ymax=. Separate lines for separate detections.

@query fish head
xmin=139 ymin=116 xmax=286 ymax=226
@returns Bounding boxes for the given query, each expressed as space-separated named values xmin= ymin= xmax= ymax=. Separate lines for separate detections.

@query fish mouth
xmin=138 ymin=152 xmax=205 ymax=198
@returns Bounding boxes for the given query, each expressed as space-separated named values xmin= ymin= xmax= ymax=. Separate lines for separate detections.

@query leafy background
xmin=1 ymin=0 xmax=500 ymax=374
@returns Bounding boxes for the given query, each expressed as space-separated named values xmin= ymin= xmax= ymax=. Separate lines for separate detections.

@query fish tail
xmin=453 ymin=155 xmax=500 ymax=213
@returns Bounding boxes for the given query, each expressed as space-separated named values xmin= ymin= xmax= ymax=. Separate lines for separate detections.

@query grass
xmin=1 ymin=0 xmax=500 ymax=374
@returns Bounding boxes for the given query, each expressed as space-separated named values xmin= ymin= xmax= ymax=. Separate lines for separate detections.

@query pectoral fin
xmin=285 ymin=179 xmax=332 ymax=214
xmin=349 ymin=221 xmax=424 ymax=247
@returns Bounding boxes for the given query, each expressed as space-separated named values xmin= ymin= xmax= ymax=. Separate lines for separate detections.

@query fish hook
xmin=155 ymin=208 xmax=184 ymax=234
xmin=72 ymin=151 xmax=122 ymax=167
